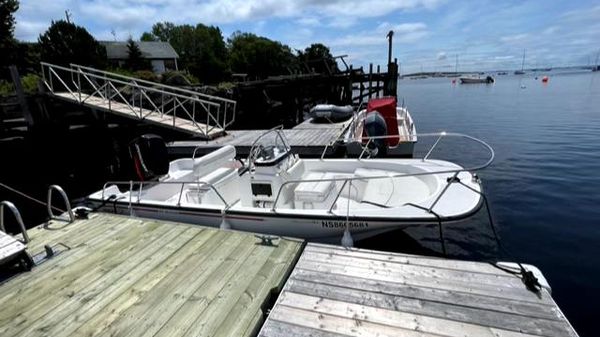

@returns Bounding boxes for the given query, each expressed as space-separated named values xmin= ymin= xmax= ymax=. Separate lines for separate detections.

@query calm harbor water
xmin=361 ymin=70 xmax=600 ymax=336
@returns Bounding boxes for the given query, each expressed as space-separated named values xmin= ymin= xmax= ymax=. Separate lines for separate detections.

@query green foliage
xmin=0 ymin=79 xmax=14 ymax=96
xmin=141 ymin=22 xmax=228 ymax=84
xmin=14 ymin=42 xmax=41 ymax=73
xmin=38 ymin=20 xmax=107 ymax=67
xmin=228 ymin=32 xmax=296 ymax=79
xmin=0 ymin=74 xmax=38 ymax=96
xmin=161 ymin=70 xmax=194 ymax=86
xmin=133 ymin=70 xmax=158 ymax=82
xmin=0 ymin=0 xmax=19 ymax=74
xmin=298 ymin=43 xmax=338 ymax=74
xmin=21 ymin=73 xmax=40 ymax=93
xmin=124 ymin=38 xmax=151 ymax=71
xmin=146 ymin=22 xmax=176 ymax=42
xmin=140 ymin=32 xmax=156 ymax=42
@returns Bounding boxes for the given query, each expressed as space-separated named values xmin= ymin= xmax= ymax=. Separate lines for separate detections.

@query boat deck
xmin=0 ymin=213 xmax=303 ymax=337
xmin=167 ymin=118 xmax=351 ymax=158
xmin=259 ymin=242 xmax=579 ymax=337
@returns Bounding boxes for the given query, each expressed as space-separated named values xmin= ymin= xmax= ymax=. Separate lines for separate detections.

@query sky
xmin=13 ymin=0 xmax=600 ymax=73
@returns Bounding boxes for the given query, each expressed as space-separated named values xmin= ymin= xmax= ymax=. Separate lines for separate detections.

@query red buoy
xmin=542 ymin=76 xmax=549 ymax=83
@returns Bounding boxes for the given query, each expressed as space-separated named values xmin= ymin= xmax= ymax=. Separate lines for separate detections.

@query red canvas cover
xmin=366 ymin=97 xmax=399 ymax=146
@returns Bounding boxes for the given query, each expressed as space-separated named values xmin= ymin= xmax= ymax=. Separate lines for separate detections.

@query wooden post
xmin=368 ymin=63 xmax=373 ymax=99
xmin=376 ymin=65 xmax=381 ymax=98
xmin=386 ymin=31 xmax=394 ymax=65
xmin=9 ymin=65 xmax=33 ymax=128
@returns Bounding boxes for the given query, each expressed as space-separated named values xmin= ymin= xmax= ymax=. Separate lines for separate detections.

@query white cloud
xmin=437 ymin=52 xmax=447 ymax=60
xmin=14 ymin=0 xmax=444 ymax=40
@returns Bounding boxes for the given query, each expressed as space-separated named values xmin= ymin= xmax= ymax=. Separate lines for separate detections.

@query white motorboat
xmin=87 ymin=129 xmax=492 ymax=244
xmin=344 ymin=97 xmax=417 ymax=157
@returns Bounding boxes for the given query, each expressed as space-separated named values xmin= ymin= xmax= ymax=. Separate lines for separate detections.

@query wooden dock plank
xmin=21 ymin=226 xmax=196 ymax=337
xmin=258 ymin=243 xmax=579 ymax=337
xmin=69 ymin=230 xmax=221 ymax=337
xmin=0 ymin=218 xmax=179 ymax=336
xmin=0 ymin=213 xmax=303 ymax=337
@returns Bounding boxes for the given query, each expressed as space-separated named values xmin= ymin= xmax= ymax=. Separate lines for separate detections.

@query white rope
xmin=0 ymin=181 xmax=66 ymax=213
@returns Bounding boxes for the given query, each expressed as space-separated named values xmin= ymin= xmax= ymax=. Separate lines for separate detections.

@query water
xmin=360 ymin=71 xmax=600 ymax=336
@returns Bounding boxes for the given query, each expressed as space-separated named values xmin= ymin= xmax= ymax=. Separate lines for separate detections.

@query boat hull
xmin=88 ymin=194 xmax=482 ymax=242
xmin=459 ymin=77 xmax=494 ymax=84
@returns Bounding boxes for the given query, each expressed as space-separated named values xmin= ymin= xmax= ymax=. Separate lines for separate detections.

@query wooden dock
xmin=0 ymin=212 xmax=579 ymax=337
xmin=0 ymin=212 xmax=303 ymax=337
xmin=168 ymin=118 xmax=351 ymax=158
xmin=259 ymin=243 xmax=579 ymax=337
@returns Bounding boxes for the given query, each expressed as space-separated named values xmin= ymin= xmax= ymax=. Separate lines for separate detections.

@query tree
xmin=124 ymin=38 xmax=150 ymax=71
xmin=298 ymin=43 xmax=338 ymax=74
xmin=140 ymin=32 xmax=156 ymax=42
xmin=141 ymin=22 xmax=228 ymax=83
xmin=38 ymin=20 xmax=106 ymax=67
xmin=0 ymin=0 xmax=19 ymax=74
xmin=228 ymin=32 xmax=296 ymax=79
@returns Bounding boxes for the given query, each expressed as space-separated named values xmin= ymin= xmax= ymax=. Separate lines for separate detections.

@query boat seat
xmin=294 ymin=172 xmax=337 ymax=209
xmin=193 ymin=145 xmax=236 ymax=179
xmin=186 ymin=167 xmax=240 ymax=206
xmin=166 ymin=158 xmax=194 ymax=180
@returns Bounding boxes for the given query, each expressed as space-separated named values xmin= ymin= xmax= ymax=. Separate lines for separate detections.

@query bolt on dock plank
xmin=0 ymin=212 xmax=303 ymax=337
xmin=258 ymin=242 xmax=579 ymax=337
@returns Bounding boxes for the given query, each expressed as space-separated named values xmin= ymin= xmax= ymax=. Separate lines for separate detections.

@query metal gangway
xmin=40 ymin=63 xmax=237 ymax=139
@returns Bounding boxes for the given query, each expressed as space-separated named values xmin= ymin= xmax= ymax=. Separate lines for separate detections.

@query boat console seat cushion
xmin=294 ymin=172 xmax=336 ymax=209
xmin=193 ymin=145 xmax=236 ymax=178
xmin=167 ymin=158 xmax=194 ymax=180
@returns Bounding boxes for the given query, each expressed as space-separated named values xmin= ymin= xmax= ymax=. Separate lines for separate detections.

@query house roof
xmin=101 ymin=41 xmax=179 ymax=60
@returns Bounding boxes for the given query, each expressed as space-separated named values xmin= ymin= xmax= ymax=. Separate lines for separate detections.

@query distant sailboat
xmin=447 ymin=54 xmax=461 ymax=78
xmin=593 ymin=50 xmax=600 ymax=72
xmin=514 ymin=49 xmax=526 ymax=75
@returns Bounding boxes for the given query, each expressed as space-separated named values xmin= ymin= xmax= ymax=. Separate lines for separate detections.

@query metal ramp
xmin=41 ymin=63 xmax=237 ymax=139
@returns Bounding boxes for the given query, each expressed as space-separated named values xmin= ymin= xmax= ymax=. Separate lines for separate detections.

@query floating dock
xmin=167 ymin=118 xmax=351 ymax=158
xmin=0 ymin=213 xmax=579 ymax=337
xmin=0 ymin=213 xmax=302 ymax=337
xmin=260 ymin=243 xmax=579 ymax=337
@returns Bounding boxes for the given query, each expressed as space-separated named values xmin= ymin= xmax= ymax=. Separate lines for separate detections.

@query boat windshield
xmin=248 ymin=129 xmax=292 ymax=166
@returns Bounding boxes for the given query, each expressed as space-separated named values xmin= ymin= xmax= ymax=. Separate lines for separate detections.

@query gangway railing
xmin=40 ymin=62 xmax=237 ymax=137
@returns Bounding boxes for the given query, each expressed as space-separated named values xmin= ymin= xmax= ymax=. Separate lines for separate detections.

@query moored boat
xmin=344 ymin=97 xmax=417 ymax=157
xmin=86 ymin=129 xmax=492 ymax=244
xmin=459 ymin=76 xmax=495 ymax=84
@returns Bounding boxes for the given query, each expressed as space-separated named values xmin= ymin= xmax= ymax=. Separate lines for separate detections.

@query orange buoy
xmin=542 ymin=76 xmax=549 ymax=82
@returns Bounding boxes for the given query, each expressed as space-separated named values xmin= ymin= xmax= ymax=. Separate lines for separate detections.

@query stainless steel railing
xmin=0 ymin=201 xmax=29 ymax=243
xmin=100 ymin=180 xmax=230 ymax=210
